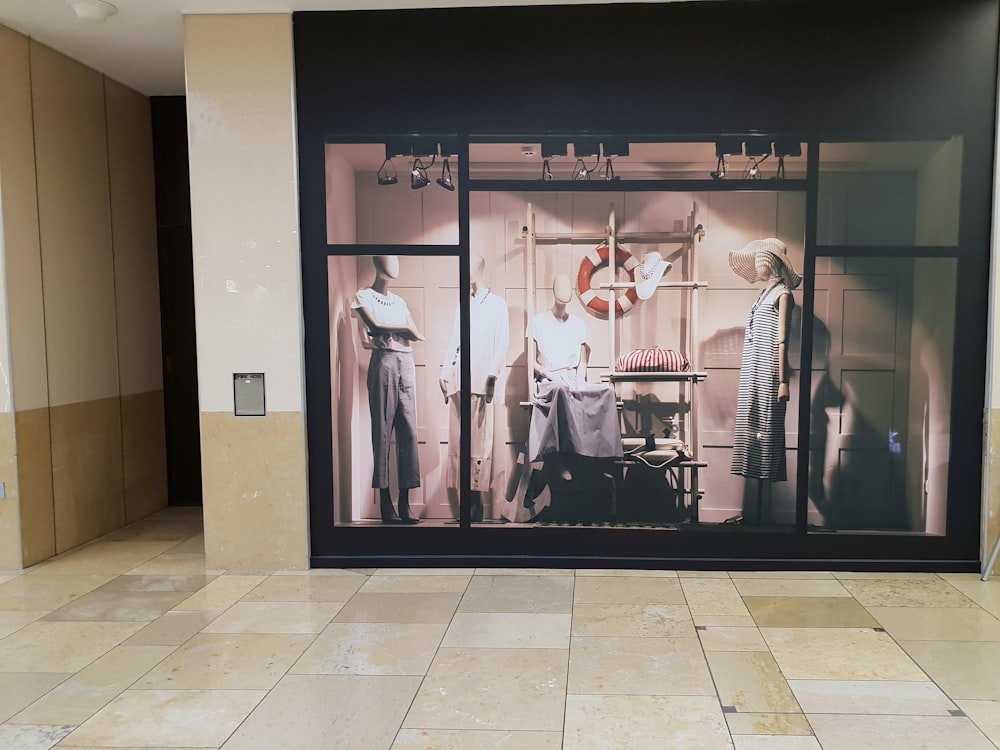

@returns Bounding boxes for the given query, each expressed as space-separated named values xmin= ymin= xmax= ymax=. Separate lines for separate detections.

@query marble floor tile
xmin=733 ymin=737 xmax=821 ymax=750
xmin=123 ymin=610 xmax=220 ymax=646
xmin=788 ymin=679 xmax=956 ymax=715
xmin=706 ymin=651 xmax=800 ymax=712
xmin=575 ymin=568 xmax=678 ymax=577
xmin=681 ymin=579 xmax=751 ymax=617
xmin=166 ymin=533 xmax=206 ymax=555
xmin=743 ymin=597 xmax=878 ymax=628
xmin=392 ymin=728 xmax=563 ymax=749
xmin=150 ymin=506 xmax=204 ymax=522
xmin=291 ymin=622 xmax=446 ymax=675
xmin=839 ymin=578 xmax=976 ymax=607
xmin=201 ymin=601 xmax=344 ymax=634
xmin=694 ymin=614 xmax=759 ymax=627
xmin=678 ymin=570 xmax=731 ymax=578
xmin=241 ymin=573 xmax=365 ymax=602
xmin=729 ymin=572 xmax=834 ymax=579
xmin=0 ymin=673 xmax=72 ymax=722
xmin=171 ymin=574 xmax=266 ymax=610
xmin=459 ymin=575 xmax=574 ymax=614
xmin=222 ymin=674 xmax=420 ymax=750
xmin=0 ymin=610 xmax=48 ymax=638
xmin=941 ymin=578 xmax=1000 ymax=618
xmin=0 ymin=572 xmax=21 ymax=584
xmin=568 ymin=635 xmax=715 ymax=695
xmin=374 ymin=568 xmax=476 ymax=576
xmin=833 ymin=571 xmax=942 ymax=580
xmin=573 ymin=576 xmax=685 ymax=605
xmin=571 ymin=603 xmax=695 ymax=638
xmin=867 ymin=605 xmax=1000 ymax=641
xmin=136 ymin=632 xmax=314 ymax=690
xmin=956 ymin=700 xmax=1000 ymax=746
xmin=94 ymin=574 xmax=216 ymax=593
xmin=10 ymin=645 xmax=176 ymax=725
xmin=126 ymin=553 xmax=209 ymax=576
xmin=0 ymin=621 xmax=144 ymax=672
xmin=473 ymin=567 xmax=574 ymax=576
xmin=808 ymin=713 xmax=995 ymax=750
xmin=0 ymin=575 xmax=116 ymax=612
xmin=0 ymin=724 xmax=75 ymax=750
xmin=761 ymin=628 xmax=927 ymax=681
xmin=61 ymin=689 xmax=266 ymax=748
xmin=404 ymin=648 xmax=567 ymax=731
xmin=901 ymin=640 xmax=1000 ymax=699
xmin=698 ymin=626 xmax=768 ymax=651
xmin=334 ymin=593 xmax=462 ymax=624
xmin=563 ymin=694 xmax=733 ymax=750
xmin=102 ymin=519 xmax=204 ymax=543
xmin=732 ymin=579 xmax=850 ymax=598
xmin=43 ymin=590 xmax=190 ymax=622
xmin=725 ymin=713 xmax=813 ymax=736
xmin=28 ymin=542 xmax=178 ymax=575
xmin=360 ymin=575 xmax=471 ymax=594
xmin=442 ymin=613 xmax=570 ymax=649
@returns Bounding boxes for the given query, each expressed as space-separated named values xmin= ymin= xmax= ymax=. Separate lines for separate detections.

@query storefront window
xmin=806 ymin=256 xmax=956 ymax=534
xmin=817 ymin=139 xmax=962 ymax=247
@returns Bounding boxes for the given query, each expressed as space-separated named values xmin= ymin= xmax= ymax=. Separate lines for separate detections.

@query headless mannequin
xmin=358 ymin=255 xmax=425 ymax=524
xmin=438 ymin=254 xmax=495 ymax=522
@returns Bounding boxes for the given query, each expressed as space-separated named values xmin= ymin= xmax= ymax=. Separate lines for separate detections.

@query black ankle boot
xmin=397 ymin=492 xmax=420 ymax=525
xmin=380 ymin=491 xmax=402 ymax=524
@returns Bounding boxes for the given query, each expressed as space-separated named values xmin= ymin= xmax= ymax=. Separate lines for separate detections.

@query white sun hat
xmin=634 ymin=251 xmax=672 ymax=300
xmin=728 ymin=238 xmax=802 ymax=290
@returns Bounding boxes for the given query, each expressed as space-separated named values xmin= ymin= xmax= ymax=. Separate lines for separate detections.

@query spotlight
xmin=744 ymin=137 xmax=772 ymax=158
xmin=410 ymin=158 xmax=430 ymax=190
xmin=710 ymin=156 xmax=727 ymax=180
xmin=711 ymin=138 xmax=742 ymax=180
xmin=436 ymin=157 xmax=455 ymax=191
xmin=377 ymin=158 xmax=398 ymax=186
xmin=773 ymin=139 xmax=802 ymax=180
xmin=541 ymin=158 xmax=554 ymax=181
xmin=573 ymin=158 xmax=591 ymax=181
xmin=599 ymin=158 xmax=618 ymax=181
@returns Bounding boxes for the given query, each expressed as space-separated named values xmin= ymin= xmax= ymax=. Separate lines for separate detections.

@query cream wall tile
xmin=200 ymin=412 xmax=308 ymax=570
xmin=0 ymin=414 xmax=21 ymax=568
xmin=120 ymin=391 xmax=168 ymax=523
xmin=15 ymin=407 xmax=56 ymax=566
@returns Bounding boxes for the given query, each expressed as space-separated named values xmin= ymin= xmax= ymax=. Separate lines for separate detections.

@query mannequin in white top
xmin=352 ymin=255 xmax=425 ymax=524
xmin=438 ymin=254 xmax=509 ymax=522
xmin=530 ymin=274 xmax=590 ymax=388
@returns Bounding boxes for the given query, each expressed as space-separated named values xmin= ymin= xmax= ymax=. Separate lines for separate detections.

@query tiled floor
xmin=2 ymin=508 xmax=1000 ymax=748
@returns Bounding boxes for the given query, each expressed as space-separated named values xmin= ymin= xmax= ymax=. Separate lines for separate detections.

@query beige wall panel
xmin=184 ymin=14 xmax=304 ymax=413
xmin=200 ymin=411 xmax=308 ymax=570
xmin=30 ymin=41 xmax=120 ymax=407
xmin=105 ymin=77 xmax=163 ymax=397
xmin=0 ymin=27 xmax=48 ymax=413
xmin=14 ymin=407 xmax=55 ymax=566
xmin=0 ymin=413 xmax=21 ymax=568
xmin=49 ymin=397 xmax=125 ymax=552
xmin=121 ymin=389 xmax=168 ymax=523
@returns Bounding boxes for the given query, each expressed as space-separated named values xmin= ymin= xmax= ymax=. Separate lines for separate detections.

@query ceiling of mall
xmin=0 ymin=0 xmax=664 ymax=96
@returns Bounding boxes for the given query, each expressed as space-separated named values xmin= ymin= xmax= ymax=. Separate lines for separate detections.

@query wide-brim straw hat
xmin=728 ymin=238 xmax=802 ymax=290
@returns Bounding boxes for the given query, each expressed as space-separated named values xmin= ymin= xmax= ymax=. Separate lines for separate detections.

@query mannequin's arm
xmin=576 ymin=342 xmax=591 ymax=384
xmin=355 ymin=305 xmax=424 ymax=341
xmin=776 ymin=292 xmax=791 ymax=402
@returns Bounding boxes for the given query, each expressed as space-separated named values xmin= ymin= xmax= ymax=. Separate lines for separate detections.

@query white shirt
xmin=440 ymin=288 xmax=510 ymax=400
xmin=529 ymin=311 xmax=588 ymax=386
xmin=351 ymin=288 xmax=414 ymax=352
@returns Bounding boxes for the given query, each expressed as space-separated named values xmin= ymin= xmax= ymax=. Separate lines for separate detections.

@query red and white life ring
xmin=577 ymin=244 xmax=640 ymax=318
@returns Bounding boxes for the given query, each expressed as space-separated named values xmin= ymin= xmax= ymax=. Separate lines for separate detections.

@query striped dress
xmin=731 ymin=282 xmax=792 ymax=481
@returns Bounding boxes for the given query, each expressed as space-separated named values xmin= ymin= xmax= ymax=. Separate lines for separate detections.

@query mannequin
xmin=728 ymin=238 xmax=801 ymax=522
xmin=438 ymin=254 xmax=510 ymax=522
xmin=527 ymin=274 xmax=622 ymax=482
xmin=352 ymin=255 xmax=425 ymax=524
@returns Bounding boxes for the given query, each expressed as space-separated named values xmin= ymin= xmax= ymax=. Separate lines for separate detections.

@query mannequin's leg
xmin=469 ymin=491 xmax=484 ymax=523
xmin=380 ymin=488 xmax=401 ymax=524
xmin=398 ymin=487 xmax=419 ymax=524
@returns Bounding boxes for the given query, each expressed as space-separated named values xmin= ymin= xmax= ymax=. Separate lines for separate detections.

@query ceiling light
xmin=66 ymin=0 xmax=117 ymax=23
xmin=573 ymin=158 xmax=591 ymax=181
xmin=710 ymin=156 xmax=727 ymax=180
xmin=436 ymin=158 xmax=455 ymax=191
xmin=599 ymin=158 xmax=618 ymax=181
xmin=541 ymin=158 xmax=554 ymax=181
xmin=377 ymin=158 xmax=398 ymax=186
xmin=410 ymin=158 xmax=430 ymax=190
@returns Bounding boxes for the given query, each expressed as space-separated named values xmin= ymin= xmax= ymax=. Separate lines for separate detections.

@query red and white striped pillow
xmin=615 ymin=348 xmax=690 ymax=373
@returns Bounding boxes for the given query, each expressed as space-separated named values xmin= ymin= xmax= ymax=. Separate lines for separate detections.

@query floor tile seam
xmin=393 ymin=619 xmax=448 ymax=750
xmin=191 ymin=684 xmax=270 ymax=750
xmin=1 ymin=671 xmax=77 ymax=724
xmin=687 ymin=592 xmax=740 ymax=747
xmin=561 ymin=574 xmax=576 ymax=740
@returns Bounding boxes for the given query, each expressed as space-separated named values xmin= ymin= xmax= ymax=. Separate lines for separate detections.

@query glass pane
xmin=325 ymin=143 xmax=459 ymax=245
xmin=327 ymin=254 xmax=460 ymax=525
xmin=469 ymin=141 xmax=807 ymax=182
xmin=817 ymin=139 xmax=961 ymax=246
xmin=807 ymin=256 xmax=956 ymax=535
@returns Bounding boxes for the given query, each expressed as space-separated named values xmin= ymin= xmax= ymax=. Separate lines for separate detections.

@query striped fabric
xmin=730 ymin=282 xmax=792 ymax=481
xmin=615 ymin=348 xmax=690 ymax=373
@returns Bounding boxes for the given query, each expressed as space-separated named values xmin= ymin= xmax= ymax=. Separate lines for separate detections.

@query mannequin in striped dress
xmin=729 ymin=239 xmax=801 ymax=483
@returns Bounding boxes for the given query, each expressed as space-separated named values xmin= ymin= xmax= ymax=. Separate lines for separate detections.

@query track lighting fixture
xmin=541 ymin=158 xmax=554 ymax=181
xmin=410 ymin=158 xmax=430 ymax=190
xmin=377 ymin=158 xmax=398 ymax=186
xmin=436 ymin=157 xmax=455 ymax=191
xmin=599 ymin=158 xmax=618 ymax=181
xmin=711 ymin=138 xmax=743 ymax=180
xmin=573 ymin=158 xmax=591 ymax=181
xmin=772 ymin=139 xmax=802 ymax=180
xmin=710 ymin=156 xmax=727 ymax=180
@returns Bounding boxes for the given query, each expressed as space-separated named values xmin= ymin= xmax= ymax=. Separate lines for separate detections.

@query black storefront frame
xmin=295 ymin=1 xmax=999 ymax=570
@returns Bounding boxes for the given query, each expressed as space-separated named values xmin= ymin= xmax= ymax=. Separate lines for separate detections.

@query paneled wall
xmin=0 ymin=27 xmax=166 ymax=566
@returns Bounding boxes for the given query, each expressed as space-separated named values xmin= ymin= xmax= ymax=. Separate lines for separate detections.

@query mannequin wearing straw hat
xmin=728 ymin=239 xmax=801 ymax=524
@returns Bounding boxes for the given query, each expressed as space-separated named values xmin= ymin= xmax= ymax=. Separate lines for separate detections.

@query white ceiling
xmin=0 ymin=0 xmax=664 ymax=95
